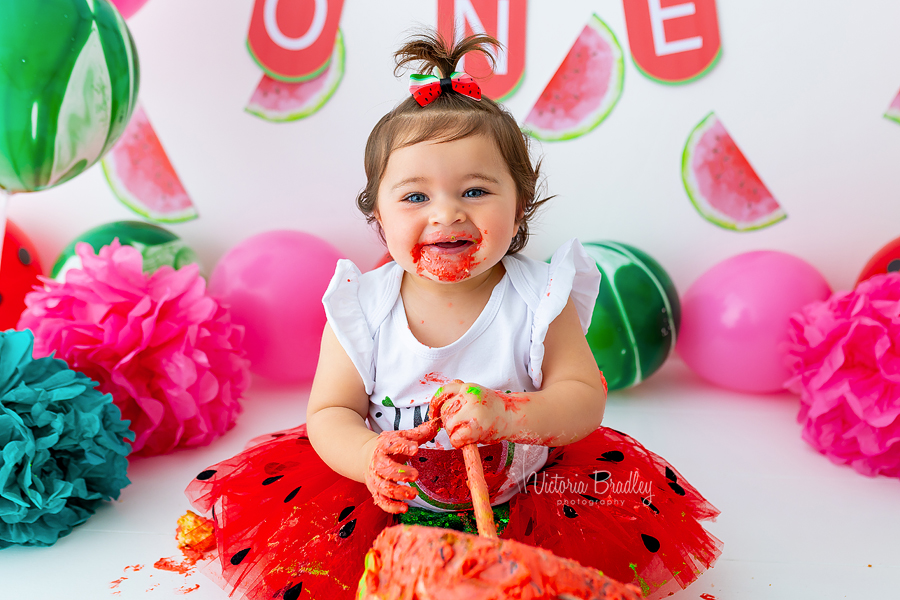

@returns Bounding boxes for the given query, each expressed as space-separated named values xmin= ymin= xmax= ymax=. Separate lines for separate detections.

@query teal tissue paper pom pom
xmin=0 ymin=329 xmax=134 ymax=548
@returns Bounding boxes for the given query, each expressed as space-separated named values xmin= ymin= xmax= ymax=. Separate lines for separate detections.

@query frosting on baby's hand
xmin=429 ymin=381 xmax=528 ymax=448
xmin=365 ymin=420 xmax=440 ymax=514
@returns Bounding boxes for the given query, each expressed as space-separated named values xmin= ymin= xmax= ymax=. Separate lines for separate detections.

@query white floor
xmin=1 ymin=358 xmax=897 ymax=599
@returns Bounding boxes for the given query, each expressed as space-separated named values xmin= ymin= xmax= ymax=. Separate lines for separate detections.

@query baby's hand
xmin=430 ymin=381 xmax=527 ymax=447
xmin=365 ymin=420 xmax=440 ymax=514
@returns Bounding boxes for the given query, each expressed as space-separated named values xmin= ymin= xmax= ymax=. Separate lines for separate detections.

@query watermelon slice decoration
xmin=101 ymin=104 xmax=198 ymax=223
xmin=522 ymin=14 xmax=624 ymax=142
xmin=246 ymin=30 xmax=345 ymax=123
xmin=884 ymin=89 xmax=900 ymax=124
xmin=682 ymin=112 xmax=786 ymax=232
xmin=409 ymin=442 xmax=513 ymax=510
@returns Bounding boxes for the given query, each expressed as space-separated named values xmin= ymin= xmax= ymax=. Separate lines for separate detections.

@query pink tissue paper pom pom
xmin=785 ymin=272 xmax=900 ymax=478
xmin=18 ymin=241 xmax=251 ymax=457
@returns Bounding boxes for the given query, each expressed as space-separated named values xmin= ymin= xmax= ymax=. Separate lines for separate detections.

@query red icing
xmin=179 ymin=584 xmax=201 ymax=594
xmin=420 ymin=371 xmax=449 ymax=386
xmin=360 ymin=525 xmax=643 ymax=599
xmin=411 ymin=239 xmax=482 ymax=282
xmin=154 ymin=557 xmax=191 ymax=574
xmin=123 ymin=564 xmax=143 ymax=572
xmin=700 ymin=594 xmax=718 ymax=600
xmin=109 ymin=577 xmax=128 ymax=589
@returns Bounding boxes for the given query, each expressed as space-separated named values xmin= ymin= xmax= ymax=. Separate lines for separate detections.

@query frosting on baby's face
xmin=374 ymin=134 xmax=519 ymax=287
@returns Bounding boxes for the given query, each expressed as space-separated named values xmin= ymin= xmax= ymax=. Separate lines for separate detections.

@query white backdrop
xmin=11 ymin=0 xmax=900 ymax=294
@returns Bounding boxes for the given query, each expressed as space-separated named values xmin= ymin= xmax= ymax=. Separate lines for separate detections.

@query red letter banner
xmin=247 ymin=0 xmax=345 ymax=82
xmin=437 ymin=0 xmax=527 ymax=101
xmin=622 ymin=0 xmax=721 ymax=84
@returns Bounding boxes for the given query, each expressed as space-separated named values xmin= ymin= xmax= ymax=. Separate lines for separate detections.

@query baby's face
xmin=375 ymin=134 xmax=519 ymax=285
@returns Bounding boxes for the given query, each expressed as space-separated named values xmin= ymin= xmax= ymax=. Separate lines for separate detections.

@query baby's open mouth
xmin=431 ymin=240 xmax=473 ymax=250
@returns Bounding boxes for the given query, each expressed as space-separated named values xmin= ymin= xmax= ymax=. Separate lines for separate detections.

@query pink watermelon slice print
xmin=682 ymin=112 xmax=786 ymax=232
xmin=522 ymin=14 xmax=624 ymax=142
xmin=884 ymin=89 xmax=900 ymax=124
xmin=101 ymin=104 xmax=198 ymax=223
xmin=246 ymin=30 xmax=345 ymax=123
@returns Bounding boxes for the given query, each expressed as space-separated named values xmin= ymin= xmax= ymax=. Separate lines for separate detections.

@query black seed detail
xmin=0 ymin=293 xmax=4 ymax=305
xmin=590 ymin=471 xmax=610 ymax=482
xmin=563 ymin=505 xmax=578 ymax=518
xmin=270 ymin=433 xmax=286 ymax=438
xmin=668 ymin=481 xmax=686 ymax=496
xmin=196 ymin=469 xmax=216 ymax=480
xmin=230 ymin=548 xmax=250 ymax=565
xmin=284 ymin=486 xmax=301 ymax=503
xmin=642 ymin=497 xmax=660 ymax=514
xmin=580 ymin=494 xmax=600 ymax=503
xmin=665 ymin=467 xmax=677 ymax=482
xmin=17 ymin=248 xmax=31 ymax=266
xmin=375 ymin=412 xmax=382 ymax=418
xmin=338 ymin=506 xmax=355 ymax=521
xmin=597 ymin=451 xmax=625 ymax=463
xmin=339 ymin=519 xmax=357 ymax=538
xmin=524 ymin=518 xmax=534 ymax=536
xmin=888 ymin=259 xmax=900 ymax=272
xmin=283 ymin=582 xmax=303 ymax=600
xmin=418 ymin=456 xmax=427 ymax=462
xmin=608 ymin=428 xmax=626 ymax=436
xmin=262 ymin=475 xmax=283 ymax=486
xmin=642 ymin=533 xmax=661 ymax=553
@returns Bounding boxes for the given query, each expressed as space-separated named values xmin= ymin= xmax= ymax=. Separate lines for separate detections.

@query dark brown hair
xmin=356 ymin=30 xmax=550 ymax=254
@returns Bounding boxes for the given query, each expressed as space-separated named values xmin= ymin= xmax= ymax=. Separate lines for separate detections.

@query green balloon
xmin=0 ymin=0 xmax=140 ymax=193
xmin=581 ymin=242 xmax=681 ymax=391
xmin=52 ymin=220 xmax=199 ymax=281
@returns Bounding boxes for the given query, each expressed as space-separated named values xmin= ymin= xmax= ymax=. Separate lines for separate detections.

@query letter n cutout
xmin=623 ymin=0 xmax=721 ymax=84
xmin=437 ymin=0 xmax=528 ymax=100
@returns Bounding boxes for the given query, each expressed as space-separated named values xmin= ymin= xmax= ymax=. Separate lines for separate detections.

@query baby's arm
xmin=307 ymin=324 xmax=436 ymax=513
xmin=434 ymin=298 xmax=607 ymax=448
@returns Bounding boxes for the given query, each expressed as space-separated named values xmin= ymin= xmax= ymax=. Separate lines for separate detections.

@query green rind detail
xmin=884 ymin=109 xmax=900 ymax=125
xmin=681 ymin=111 xmax=787 ymax=232
xmin=523 ymin=14 xmax=625 ymax=143
xmin=100 ymin=158 xmax=199 ymax=224
xmin=631 ymin=45 xmax=722 ymax=86
xmin=493 ymin=68 xmax=526 ymax=103
xmin=381 ymin=396 xmax=394 ymax=407
xmin=245 ymin=30 xmax=346 ymax=123
xmin=245 ymin=38 xmax=330 ymax=83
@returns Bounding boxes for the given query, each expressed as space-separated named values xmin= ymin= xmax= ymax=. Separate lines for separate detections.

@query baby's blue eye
xmin=404 ymin=193 xmax=428 ymax=204
xmin=463 ymin=188 xmax=486 ymax=198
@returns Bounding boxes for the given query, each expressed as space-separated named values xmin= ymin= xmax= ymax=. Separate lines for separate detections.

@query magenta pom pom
xmin=785 ymin=273 xmax=900 ymax=478
xmin=18 ymin=241 xmax=251 ymax=457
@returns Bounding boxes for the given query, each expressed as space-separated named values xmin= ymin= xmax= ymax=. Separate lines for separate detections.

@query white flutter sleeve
xmin=504 ymin=239 xmax=601 ymax=388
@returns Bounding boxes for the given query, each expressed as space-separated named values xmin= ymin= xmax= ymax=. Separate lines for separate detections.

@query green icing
xmin=398 ymin=502 xmax=510 ymax=535
xmin=381 ymin=396 xmax=394 ymax=407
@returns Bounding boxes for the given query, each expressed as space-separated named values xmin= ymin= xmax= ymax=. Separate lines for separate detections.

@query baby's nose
xmin=430 ymin=197 xmax=466 ymax=225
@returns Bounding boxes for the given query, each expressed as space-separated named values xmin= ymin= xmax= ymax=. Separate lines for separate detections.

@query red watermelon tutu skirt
xmin=185 ymin=426 xmax=722 ymax=600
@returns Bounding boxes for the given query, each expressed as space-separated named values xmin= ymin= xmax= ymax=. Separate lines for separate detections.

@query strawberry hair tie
xmin=409 ymin=72 xmax=482 ymax=106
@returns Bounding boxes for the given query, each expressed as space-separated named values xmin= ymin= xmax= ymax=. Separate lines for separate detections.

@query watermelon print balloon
xmin=0 ymin=220 xmax=43 ymax=331
xmin=856 ymin=235 xmax=900 ymax=285
xmin=580 ymin=242 xmax=680 ymax=391
xmin=51 ymin=220 xmax=199 ymax=282
xmin=522 ymin=14 xmax=624 ymax=142
xmin=0 ymin=0 xmax=139 ymax=193
xmin=682 ymin=112 xmax=786 ymax=232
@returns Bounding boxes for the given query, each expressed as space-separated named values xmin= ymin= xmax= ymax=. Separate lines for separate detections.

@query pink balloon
xmin=110 ymin=0 xmax=150 ymax=19
xmin=209 ymin=230 xmax=345 ymax=383
xmin=677 ymin=251 xmax=831 ymax=393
